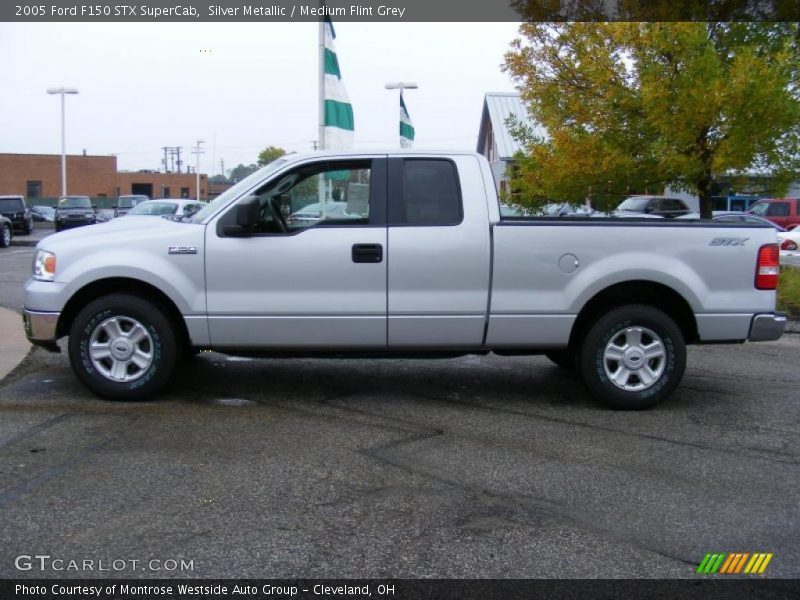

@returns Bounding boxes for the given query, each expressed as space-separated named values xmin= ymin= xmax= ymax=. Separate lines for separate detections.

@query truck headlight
xmin=33 ymin=250 xmax=56 ymax=281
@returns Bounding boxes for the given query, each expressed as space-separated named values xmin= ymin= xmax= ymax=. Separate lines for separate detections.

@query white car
xmin=778 ymin=228 xmax=800 ymax=252
xmin=126 ymin=199 xmax=204 ymax=220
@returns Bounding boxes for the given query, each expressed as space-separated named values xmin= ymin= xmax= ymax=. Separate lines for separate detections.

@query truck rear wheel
xmin=68 ymin=294 xmax=178 ymax=401
xmin=578 ymin=304 xmax=685 ymax=409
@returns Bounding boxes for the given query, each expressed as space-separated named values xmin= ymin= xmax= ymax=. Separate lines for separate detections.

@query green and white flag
xmin=322 ymin=16 xmax=354 ymax=150
xmin=399 ymin=92 xmax=415 ymax=148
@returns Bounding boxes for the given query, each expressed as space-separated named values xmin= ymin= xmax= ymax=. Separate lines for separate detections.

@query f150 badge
xmin=168 ymin=246 xmax=198 ymax=254
xmin=709 ymin=237 xmax=748 ymax=247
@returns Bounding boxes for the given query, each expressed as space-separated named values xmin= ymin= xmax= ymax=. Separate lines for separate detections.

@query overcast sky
xmin=0 ymin=22 xmax=520 ymax=175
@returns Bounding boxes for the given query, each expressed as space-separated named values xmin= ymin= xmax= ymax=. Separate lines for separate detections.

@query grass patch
xmin=778 ymin=266 xmax=800 ymax=319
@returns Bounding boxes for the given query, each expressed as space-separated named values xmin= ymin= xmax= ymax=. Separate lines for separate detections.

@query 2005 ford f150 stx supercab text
xmin=22 ymin=151 xmax=786 ymax=409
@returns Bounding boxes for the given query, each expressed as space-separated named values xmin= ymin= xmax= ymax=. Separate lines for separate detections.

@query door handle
xmin=352 ymin=243 xmax=383 ymax=263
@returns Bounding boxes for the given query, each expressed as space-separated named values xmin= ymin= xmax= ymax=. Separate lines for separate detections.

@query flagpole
xmin=318 ymin=16 xmax=326 ymax=151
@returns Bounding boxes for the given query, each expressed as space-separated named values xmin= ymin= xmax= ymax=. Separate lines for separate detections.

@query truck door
xmin=204 ymin=158 xmax=388 ymax=348
xmin=387 ymin=155 xmax=491 ymax=347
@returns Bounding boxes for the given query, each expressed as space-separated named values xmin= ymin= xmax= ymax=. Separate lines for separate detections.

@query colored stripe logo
xmin=697 ymin=552 xmax=773 ymax=574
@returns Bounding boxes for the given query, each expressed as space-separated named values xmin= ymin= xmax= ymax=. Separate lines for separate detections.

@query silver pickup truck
xmin=22 ymin=151 xmax=786 ymax=409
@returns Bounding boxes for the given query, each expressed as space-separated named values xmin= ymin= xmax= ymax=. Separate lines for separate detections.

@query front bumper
xmin=748 ymin=312 xmax=787 ymax=342
xmin=22 ymin=308 xmax=61 ymax=352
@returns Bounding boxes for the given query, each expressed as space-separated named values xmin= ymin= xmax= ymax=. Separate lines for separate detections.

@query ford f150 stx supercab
xmin=22 ymin=151 xmax=786 ymax=409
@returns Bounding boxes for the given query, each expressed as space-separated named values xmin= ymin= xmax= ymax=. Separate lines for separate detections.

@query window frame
xmin=215 ymin=158 xmax=387 ymax=238
xmin=387 ymin=157 xmax=464 ymax=227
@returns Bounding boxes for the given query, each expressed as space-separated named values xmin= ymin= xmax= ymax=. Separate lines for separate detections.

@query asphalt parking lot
xmin=1 ymin=234 xmax=799 ymax=580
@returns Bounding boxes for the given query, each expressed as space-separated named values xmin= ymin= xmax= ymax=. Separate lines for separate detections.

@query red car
xmin=748 ymin=198 xmax=800 ymax=231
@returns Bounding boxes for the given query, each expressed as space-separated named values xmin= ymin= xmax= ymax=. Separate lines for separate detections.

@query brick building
xmin=0 ymin=153 xmax=207 ymax=200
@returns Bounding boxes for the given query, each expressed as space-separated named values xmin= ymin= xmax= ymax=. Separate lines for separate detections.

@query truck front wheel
xmin=578 ymin=305 xmax=686 ymax=409
xmin=68 ymin=294 xmax=178 ymax=401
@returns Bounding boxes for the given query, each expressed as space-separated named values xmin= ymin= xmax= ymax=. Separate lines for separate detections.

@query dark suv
xmin=0 ymin=195 xmax=34 ymax=235
xmin=55 ymin=196 xmax=97 ymax=232
xmin=615 ymin=195 xmax=692 ymax=218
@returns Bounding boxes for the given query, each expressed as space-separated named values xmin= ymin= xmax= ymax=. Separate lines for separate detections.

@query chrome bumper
xmin=748 ymin=312 xmax=787 ymax=342
xmin=22 ymin=308 xmax=60 ymax=351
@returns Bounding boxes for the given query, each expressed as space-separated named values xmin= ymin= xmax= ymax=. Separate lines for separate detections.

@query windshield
xmin=128 ymin=201 xmax=178 ymax=216
xmin=117 ymin=197 xmax=142 ymax=208
xmin=749 ymin=203 xmax=768 ymax=216
xmin=58 ymin=197 xmax=92 ymax=208
xmin=617 ymin=197 xmax=651 ymax=211
xmin=188 ymin=158 xmax=289 ymax=223
xmin=0 ymin=198 xmax=24 ymax=211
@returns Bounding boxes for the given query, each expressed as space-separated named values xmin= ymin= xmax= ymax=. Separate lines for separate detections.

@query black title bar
xmin=4 ymin=0 xmax=800 ymax=22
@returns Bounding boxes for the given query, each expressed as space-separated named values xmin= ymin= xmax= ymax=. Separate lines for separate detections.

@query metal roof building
xmin=476 ymin=93 xmax=543 ymax=193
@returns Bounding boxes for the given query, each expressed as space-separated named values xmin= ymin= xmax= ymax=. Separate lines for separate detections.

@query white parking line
xmin=2 ymin=250 xmax=35 ymax=255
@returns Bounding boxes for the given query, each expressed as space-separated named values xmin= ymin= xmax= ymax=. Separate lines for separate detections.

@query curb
xmin=0 ymin=307 xmax=31 ymax=383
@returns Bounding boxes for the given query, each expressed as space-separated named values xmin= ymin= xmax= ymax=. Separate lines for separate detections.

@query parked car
xmin=55 ymin=196 xmax=97 ymax=232
xmin=615 ymin=195 xmax=692 ymax=218
xmin=0 ymin=215 xmax=12 ymax=248
xmin=500 ymin=203 xmax=594 ymax=218
xmin=126 ymin=199 xmax=204 ymax=220
xmin=95 ymin=208 xmax=116 ymax=223
xmin=23 ymin=151 xmax=785 ymax=410
xmin=30 ymin=205 xmax=56 ymax=223
xmin=777 ymin=228 xmax=800 ymax=252
xmin=748 ymin=198 xmax=800 ymax=231
xmin=286 ymin=201 xmax=359 ymax=225
xmin=0 ymin=195 xmax=34 ymax=235
xmin=114 ymin=194 xmax=149 ymax=217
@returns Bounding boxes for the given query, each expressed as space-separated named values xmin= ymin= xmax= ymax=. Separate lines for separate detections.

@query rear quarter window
xmin=400 ymin=159 xmax=462 ymax=226
xmin=766 ymin=202 xmax=790 ymax=217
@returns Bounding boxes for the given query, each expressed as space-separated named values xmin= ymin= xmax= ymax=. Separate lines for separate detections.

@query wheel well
xmin=57 ymin=278 xmax=190 ymax=349
xmin=569 ymin=281 xmax=699 ymax=350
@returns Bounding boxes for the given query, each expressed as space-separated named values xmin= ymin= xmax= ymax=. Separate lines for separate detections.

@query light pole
xmin=384 ymin=82 xmax=418 ymax=147
xmin=191 ymin=140 xmax=205 ymax=200
xmin=46 ymin=87 xmax=79 ymax=198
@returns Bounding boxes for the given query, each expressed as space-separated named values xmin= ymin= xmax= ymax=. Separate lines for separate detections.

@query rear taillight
xmin=755 ymin=244 xmax=779 ymax=290
xmin=780 ymin=238 xmax=798 ymax=251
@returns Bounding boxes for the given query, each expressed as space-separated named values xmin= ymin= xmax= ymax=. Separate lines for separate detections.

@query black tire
xmin=24 ymin=219 xmax=34 ymax=235
xmin=578 ymin=304 xmax=686 ymax=410
xmin=0 ymin=224 xmax=10 ymax=248
xmin=545 ymin=349 xmax=576 ymax=369
xmin=68 ymin=294 xmax=178 ymax=401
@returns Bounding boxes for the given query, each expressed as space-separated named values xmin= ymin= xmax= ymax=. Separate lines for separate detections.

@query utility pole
xmin=175 ymin=147 xmax=183 ymax=173
xmin=191 ymin=140 xmax=205 ymax=200
xmin=219 ymin=158 xmax=225 ymax=179
xmin=162 ymin=147 xmax=169 ymax=173
xmin=311 ymin=140 xmax=319 ymax=150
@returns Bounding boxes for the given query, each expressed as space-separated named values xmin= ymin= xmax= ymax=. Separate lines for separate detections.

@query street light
xmin=46 ymin=87 xmax=79 ymax=198
xmin=384 ymin=82 xmax=418 ymax=147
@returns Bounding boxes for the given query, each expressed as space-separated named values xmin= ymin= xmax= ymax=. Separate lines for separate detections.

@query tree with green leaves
xmin=503 ymin=22 xmax=800 ymax=217
xmin=257 ymin=146 xmax=287 ymax=166
xmin=228 ymin=163 xmax=259 ymax=182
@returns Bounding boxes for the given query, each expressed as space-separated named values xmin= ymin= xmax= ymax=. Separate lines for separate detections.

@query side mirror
xmin=92 ymin=204 xmax=98 ymax=210
xmin=111 ymin=205 xmax=117 ymax=210
xmin=236 ymin=196 xmax=260 ymax=228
